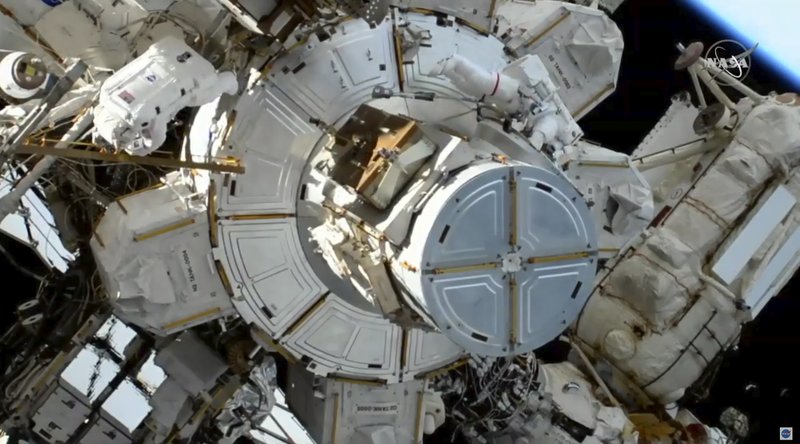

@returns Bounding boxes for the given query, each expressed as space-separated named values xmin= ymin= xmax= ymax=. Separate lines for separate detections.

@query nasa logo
xmin=780 ymin=427 xmax=793 ymax=440
xmin=704 ymin=39 xmax=757 ymax=86
xmin=145 ymin=73 xmax=157 ymax=83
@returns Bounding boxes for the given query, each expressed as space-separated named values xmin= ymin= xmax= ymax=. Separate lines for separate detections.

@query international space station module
xmin=0 ymin=1 xmax=797 ymax=444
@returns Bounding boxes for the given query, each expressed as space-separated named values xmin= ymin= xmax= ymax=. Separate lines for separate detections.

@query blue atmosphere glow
xmin=684 ymin=0 xmax=800 ymax=87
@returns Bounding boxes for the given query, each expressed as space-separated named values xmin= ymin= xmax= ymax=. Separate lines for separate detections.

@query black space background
xmin=0 ymin=0 xmax=798 ymax=443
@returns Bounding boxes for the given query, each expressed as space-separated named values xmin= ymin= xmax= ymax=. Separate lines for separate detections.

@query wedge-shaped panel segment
xmin=394 ymin=0 xmax=496 ymax=31
xmin=280 ymin=296 xmax=402 ymax=382
xmin=422 ymin=269 xmax=509 ymax=356
xmin=404 ymin=329 xmax=464 ymax=378
xmin=218 ymin=87 xmax=321 ymax=216
xmin=216 ymin=218 xmax=325 ymax=337
xmin=517 ymin=260 xmax=594 ymax=350
xmin=422 ymin=165 xmax=510 ymax=269
xmin=396 ymin=13 xmax=510 ymax=136
xmin=401 ymin=13 xmax=508 ymax=94
xmin=517 ymin=167 xmax=594 ymax=258
xmin=267 ymin=20 xmax=398 ymax=122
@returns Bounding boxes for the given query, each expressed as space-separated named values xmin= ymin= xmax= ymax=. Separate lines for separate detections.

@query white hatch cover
xmin=403 ymin=163 xmax=597 ymax=356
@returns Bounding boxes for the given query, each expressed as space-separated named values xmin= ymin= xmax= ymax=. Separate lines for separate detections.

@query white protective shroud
xmin=576 ymin=100 xmax=800 ymax=404
xmin=91 ymin=173 xmax=235 ymax=336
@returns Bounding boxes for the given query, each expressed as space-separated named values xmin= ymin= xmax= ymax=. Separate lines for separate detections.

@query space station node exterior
xmin=13 ymin=0 xmax=800 ymax=443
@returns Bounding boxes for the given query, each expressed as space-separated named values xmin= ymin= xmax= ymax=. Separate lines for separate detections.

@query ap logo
xmin=780 ymin=427 xmax=793 ymax=440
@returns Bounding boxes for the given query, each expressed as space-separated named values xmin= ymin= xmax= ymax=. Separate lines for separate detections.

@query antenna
xmin=675 ymin=41 xmax=765 ymax=110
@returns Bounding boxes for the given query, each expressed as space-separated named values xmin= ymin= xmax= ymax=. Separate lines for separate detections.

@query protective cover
xmin=565 ymin=13 xmax=623 ymax=76
xmin=734 ymin=104 xmax=800 ymax=174
xmin=576 ymin=101 xmax=800 ymax=401
xmin=217 ymin=359 xmax=278 ymax=440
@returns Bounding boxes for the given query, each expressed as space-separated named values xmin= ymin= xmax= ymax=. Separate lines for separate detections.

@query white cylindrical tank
xmin=433 ymin=54 xmax=522 ymax=113
xmin=393 ymin=152 xmax=597 ymax=356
